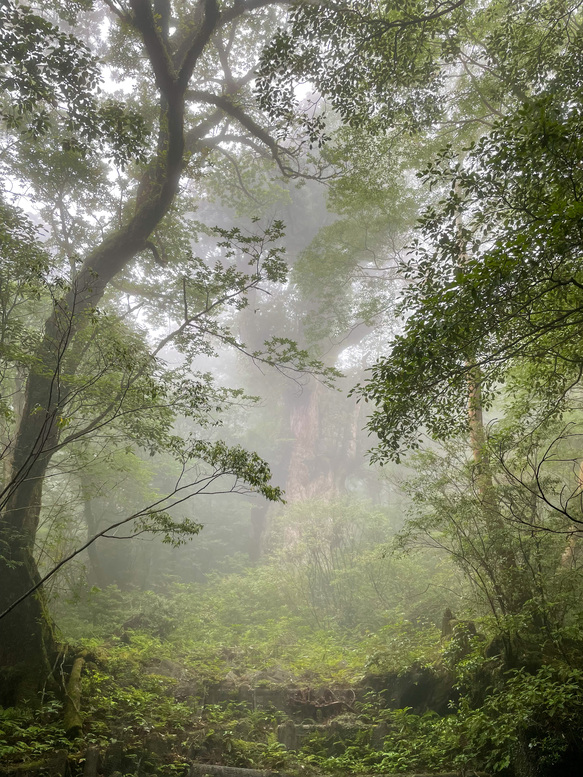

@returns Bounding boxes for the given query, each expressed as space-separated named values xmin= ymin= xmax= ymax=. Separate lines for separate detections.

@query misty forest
xmin=3 ymin=1 xmax=583 ymax=776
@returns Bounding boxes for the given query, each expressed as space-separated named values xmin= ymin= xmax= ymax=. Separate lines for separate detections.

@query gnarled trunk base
xmin=0 ymin=547 xmax=58 ymax=706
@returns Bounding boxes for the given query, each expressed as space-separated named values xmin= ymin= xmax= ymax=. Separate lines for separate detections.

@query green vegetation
xmin=4 ymin=551 xmax=583 ymax=774
xmin=3 ymin=0 xmax=583 ymax=775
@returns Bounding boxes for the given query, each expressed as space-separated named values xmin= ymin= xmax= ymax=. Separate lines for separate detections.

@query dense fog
xmin=2 ymin=2 xmax=583 ymax=776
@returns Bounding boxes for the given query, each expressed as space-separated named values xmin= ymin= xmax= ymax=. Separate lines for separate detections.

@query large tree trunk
xmin=285 ymin=381 xmax=337 ymax=502
xmin=284 ymin=327 xmax=371 ymax=504
xmin=285 ymin=381 xmax=363 ymax=503
xmin=0 ymin=364 xmax=61 ymax=703
xmin=0 ymin=0 xmax=220 ymax=690
xmin=0 ymin=254 xmax=156 ymax=695
xmin=0 ymin=539 xmax=57 ymax=705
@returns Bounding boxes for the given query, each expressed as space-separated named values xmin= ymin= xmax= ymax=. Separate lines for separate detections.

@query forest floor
xmin=2 ymin=582 xmax=581 ymax=777
xmin=0 ymin=642 xmax=482 ymax=777
xmin=0 ymin=609 xmax=478 ymax=777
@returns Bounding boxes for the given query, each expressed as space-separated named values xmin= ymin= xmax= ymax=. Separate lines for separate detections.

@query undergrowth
xmin=3 ymin=564 xmax=583 ymax=776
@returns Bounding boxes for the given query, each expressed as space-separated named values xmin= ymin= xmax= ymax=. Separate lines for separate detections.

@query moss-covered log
xmin=63 ymin=654 xmax=85 ymax=736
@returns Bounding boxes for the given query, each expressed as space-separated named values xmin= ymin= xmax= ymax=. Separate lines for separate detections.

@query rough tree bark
xmin=285 ymin=381 xmax=335 ymax=502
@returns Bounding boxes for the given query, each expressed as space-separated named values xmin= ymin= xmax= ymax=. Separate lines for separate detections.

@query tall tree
xmin=0 ymin=0 xmax=312 ymax=700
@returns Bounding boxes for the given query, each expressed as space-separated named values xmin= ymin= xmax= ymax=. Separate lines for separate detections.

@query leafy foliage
xmin=0 ymin=0 xmax=148 ymax=162
xmin=257 ymin=0 xmax=468 ymax=134
xmin=0 ymin=700 xmax=74 ymax=761
xmin=357 ymin=47 xmax=583 ymax=461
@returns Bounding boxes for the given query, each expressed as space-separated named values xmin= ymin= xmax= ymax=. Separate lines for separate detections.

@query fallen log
xmin=63 ymin=654 xmax=85 ymax=736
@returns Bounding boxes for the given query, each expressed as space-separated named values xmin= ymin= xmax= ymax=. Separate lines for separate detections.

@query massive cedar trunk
xmin=0 ymin=0 xmax=221 ymax=694
xmin=285 ymin=381 xmax=336 ymax=502
xmin=284 ymin=325 xmax=371 ymax=504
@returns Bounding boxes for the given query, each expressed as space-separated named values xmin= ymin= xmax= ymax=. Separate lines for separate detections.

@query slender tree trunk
xmin=456 ymin=190 xmax=528 ymax=618
xmin=467 ymin=368 xmax=529 ymax=621
xmin=467 ymin=370 xmax=494 ymax=497
xmin=559 ymin=460 xmax=583 ymax=568
xmin=332 ymin=395 xmax=362 ymax=494
xmin=83 ymin=498 xmax=107 ymax=590
xmin=249 ymin=503 xmax=268 ymax=563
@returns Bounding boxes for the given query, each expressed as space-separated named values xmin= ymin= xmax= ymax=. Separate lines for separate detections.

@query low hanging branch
xmin=0 ymin=459 xmax=280 ymax=623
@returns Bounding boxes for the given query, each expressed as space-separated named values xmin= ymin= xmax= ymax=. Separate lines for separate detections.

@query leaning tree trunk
xmin=0 ymin=230 xmax=160 ymax=699
xmin=0 ymin=245 xmax=169 ymax=697
xmin=0 ymin=0 xmax=221 ymax=695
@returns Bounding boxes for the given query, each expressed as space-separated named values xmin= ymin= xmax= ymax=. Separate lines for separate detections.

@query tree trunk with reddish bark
xmin=285 ymin=381 xmax=336 ymax=502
